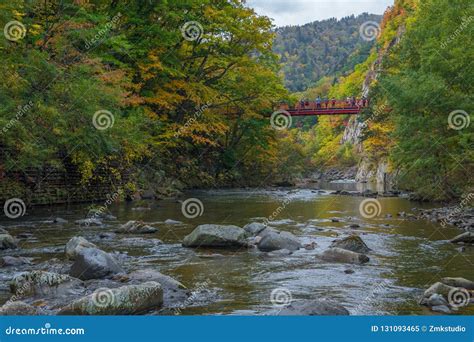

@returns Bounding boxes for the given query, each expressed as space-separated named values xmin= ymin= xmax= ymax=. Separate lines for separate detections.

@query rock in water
xmin=450 ymin=232 xmax=474 ymax=244
xmin=65 ymin=236 xmax=97 ymax=260
xmin=75 ymin=218 xmax=103 ymax=226
xmin=0 ymin=256 xmax=32 ymax=267
xmin=243 ymin=222 xmax=267 ymax=236
xmin=10 ymin=271 xmax=83 ymax=298
xmin=276 ymin=299 xmax=349 ymax=315
xmin=127 ymin=269 xmax=189 ymax=307
xmin=321 ymin=248 xmax=369 ymax=264
xmin=128 ymin=270 xmax=186 ymax=291
xmin=330 ymin=235 xmax=370 ymax=254
xmin=164 ymin=219 xmax=183 ymax=225
xmin=182 ymin=224 xmax=246 ymax=248
xmin=423 ymin=282 xmax=456 ymax=299
xmin=116 ymin=221 xmax=158 ymax=234
xmin=257 ymin=231 xmax=302 ymax=252
xmin=58 ymin=282 xmax=163 ymax=315
xmin=0 ymin=301 xmax=39 ymax=315
xmin=440 ymin=277 xmax=474 ymax=290
xmin=69 ymin=248 xmax=124 ymax=280
xmin=420 ymin=294 xmax=448 ymax=307
xmin=0 ymin=234 xmax=17 ymax=250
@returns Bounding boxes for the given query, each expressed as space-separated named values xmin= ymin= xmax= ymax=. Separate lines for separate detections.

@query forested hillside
xmin=0 ymin=0 xmax=471 ymax=204
xmin=0 ymin=0 xmax=312 ymax=204
xmin=273 ymin=13 xmax=382 ymax=91
xmin=298 ymin=0 xmax=473 ymax=200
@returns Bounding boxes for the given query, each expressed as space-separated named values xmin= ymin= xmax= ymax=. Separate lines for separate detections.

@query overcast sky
xmin=246 ymin=0 xmax=394 ymax=27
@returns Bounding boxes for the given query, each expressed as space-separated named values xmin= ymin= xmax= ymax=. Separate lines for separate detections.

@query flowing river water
xmin=1 ymin=182 xmax=473 ymax=315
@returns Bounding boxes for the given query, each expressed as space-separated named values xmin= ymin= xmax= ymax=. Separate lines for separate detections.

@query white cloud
xmin=246 ymin=0 xmax=394 ymax=27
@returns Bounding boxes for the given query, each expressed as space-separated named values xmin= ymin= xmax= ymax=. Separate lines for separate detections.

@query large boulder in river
xmin=65 ymin=236 xmax=97 ymax=260
xmin=257 ymin=230 xmax=302 ymax=252
xmin=58 ymin=282 xmax=163 ymax=315
xmin=128 ymin=270 xmax=186 ymax=291
xmin=321 ymin=248 xmax=369 ymax=264
xmin=116 ymin=220 xmax=158 ymax=234
xmin=0 ymin=301 xmax=39 ymax=315
xmin=69 ymin=248 xmax=124 ymax=280
xmin=128 ymin=269 xmax=190 ymax=307
xmin=276 ymin=299 xmax=350 ymax=316
xmin=10 ymin=271 xmax=83 ymax=298
xmin=440 ymin=277 xmax=474 ymax=290
xmin=0 ymin=234 xmax=17 ymax=250
xmin=243 ymin=222 xmax=267 ymax=236
xmin=330 ymin=235 xmax=370 ymax=254
xmin=182 ymin=224 xmax=246 ymax=248
xmin=450 ymin=232 xmax=474 ymax=244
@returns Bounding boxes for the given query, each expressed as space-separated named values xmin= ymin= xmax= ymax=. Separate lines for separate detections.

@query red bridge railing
xmin=278 ymin=100 xmax=367 ymax=116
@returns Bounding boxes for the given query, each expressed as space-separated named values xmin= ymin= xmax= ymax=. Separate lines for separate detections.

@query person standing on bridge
xmin=324 ymin=97 xmax=329 ymax=108
xmin=331 ymin=97 xmax=336 ymax=108
xmin=315 ymin=96 xmax=322 ymax=108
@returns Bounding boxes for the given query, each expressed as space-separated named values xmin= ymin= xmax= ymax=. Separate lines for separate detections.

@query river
xmin=1 ymin=182 xmax=472 ymax=315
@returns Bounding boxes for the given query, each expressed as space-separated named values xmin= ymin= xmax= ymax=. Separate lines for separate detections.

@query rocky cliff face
xmin=341 ymin=23 xmax=406 ymax=185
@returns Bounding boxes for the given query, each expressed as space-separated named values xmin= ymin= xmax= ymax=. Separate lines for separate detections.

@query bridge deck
xmin=286 ymin=107 xmax=361 ymax=116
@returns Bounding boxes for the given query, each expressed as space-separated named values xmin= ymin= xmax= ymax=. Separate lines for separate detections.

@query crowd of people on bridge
xmin=296 ymin=96 xmax=369 ymax=110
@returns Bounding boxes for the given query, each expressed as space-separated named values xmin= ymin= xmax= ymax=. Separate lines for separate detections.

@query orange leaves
xmin=363 ymin=121 xmax=395 ymax=158
xmin=176 ymin=118 xmax=229 ymax=147
xmin=98 ymin=69 xmax=127 ymax=84
xmin=138 ymin=50 xmax=165 ymax=81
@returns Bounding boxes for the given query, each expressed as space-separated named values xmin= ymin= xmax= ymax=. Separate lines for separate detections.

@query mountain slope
xmin=273 ymin=13 xmax=382 ymax=91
